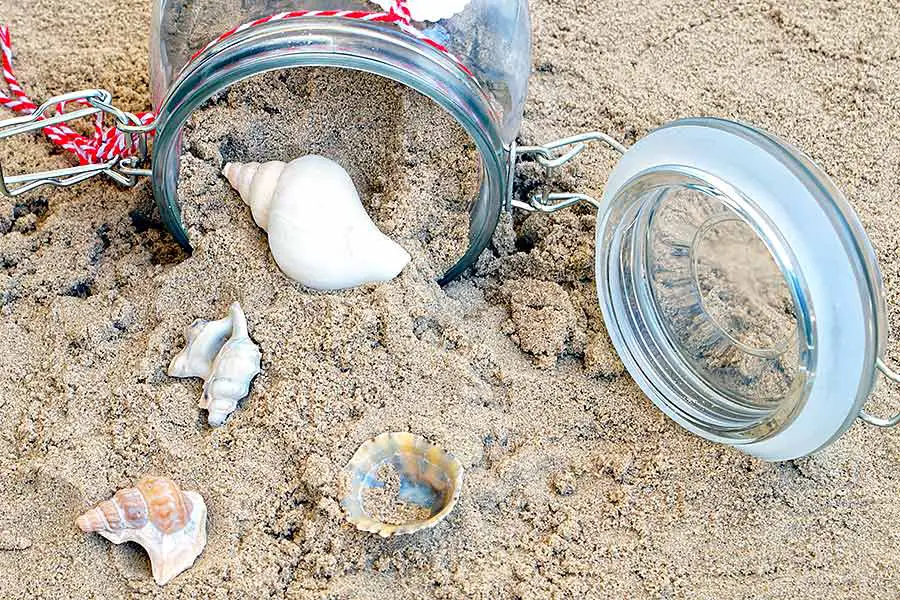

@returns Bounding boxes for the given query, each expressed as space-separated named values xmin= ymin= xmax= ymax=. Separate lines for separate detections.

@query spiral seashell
xmin=76 ymin=477 xmax=207 ymax=586
xmin=168 ymin=314 xmax=232 ymax=379
xmin=199 ymin=302 xmax=261 ymax=427
xmin=168 ymin=302 xmax=262 ymax=427
xmin=75 ymin=487 xmax=148 ymax=533
xmin=340 ymin=432 xmax=464 ymax=537
xmin=223 ymin=155 xmax=411 ymax=290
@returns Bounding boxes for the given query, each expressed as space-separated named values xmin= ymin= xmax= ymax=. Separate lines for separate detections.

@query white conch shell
xmin=167 ymin=314 xmax=232 ymax=379
xmin=371 ymin=0 xmax=471 ymax=22
xmin=223 ymin=155 xmax=411 ymax=290
xmin=199 ymin=302 xmax=261 ymax=427
xmin=76 ymin=477 xmax=207 ymax=586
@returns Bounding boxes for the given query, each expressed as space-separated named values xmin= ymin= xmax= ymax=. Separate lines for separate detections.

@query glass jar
xmin=150 ymin=0 xmax=532 ymax=282
xmin=595 ymin=118 xmax=894 ymax=460
xmin=0 ymin=2 xmax=897 ymax=460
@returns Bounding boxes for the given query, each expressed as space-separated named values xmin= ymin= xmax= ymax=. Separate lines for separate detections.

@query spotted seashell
xmin=341 ymin=432 xmax=464 ymax=537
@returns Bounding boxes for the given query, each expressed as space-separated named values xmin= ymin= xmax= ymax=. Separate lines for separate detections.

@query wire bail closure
xmin=860 ymin=358 xmax=900 ymax=428
xmin=0 ymin=88 xmax=154 ymax=197
xmin=508 ymin=131 xmax=628 ymax=214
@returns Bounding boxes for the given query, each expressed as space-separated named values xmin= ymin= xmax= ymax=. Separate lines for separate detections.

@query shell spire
xmin=199 ymin=302 xmax=262 ymax=427
xmin=76 ymin=477 xmax=207 ymax=586
xmin=222 ymin=161 xmax=285 ymax=230
xmin=76 ymin=487 xmax=148 ymax=533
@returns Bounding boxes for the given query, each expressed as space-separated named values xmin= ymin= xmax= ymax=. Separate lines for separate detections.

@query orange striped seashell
xmin=76 ymin=477 xmax=207 ymax=586
xmin=76 ymin=486 xmax=149 ymax=532
xmin=76 ymin=477 xmax=192 ymax=535
xmin=136 ymin=477 xmax=192 ymax=535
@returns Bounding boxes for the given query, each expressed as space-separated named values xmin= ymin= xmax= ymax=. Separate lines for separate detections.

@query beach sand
xmin=0 ymin=1 xmax=898 ymax=598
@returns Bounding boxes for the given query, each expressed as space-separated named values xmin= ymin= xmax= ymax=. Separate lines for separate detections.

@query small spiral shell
xmin=199 ymin=303 xmax=261 ymax=427
xmin=76 ymin=477 xmax=208 ymax=586
xmin=222 ymin=161 xmax=285 ymax=230
xmin=76 ymin=477 xmax=193 ymax=536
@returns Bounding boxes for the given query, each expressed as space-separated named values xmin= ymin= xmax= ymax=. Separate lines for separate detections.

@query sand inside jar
xmin=177 ymin=67 xmax=479 ymax=281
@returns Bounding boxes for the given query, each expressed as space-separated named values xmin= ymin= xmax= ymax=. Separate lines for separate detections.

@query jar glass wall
xmin=148 ymin=1 xmax=531 ymax=281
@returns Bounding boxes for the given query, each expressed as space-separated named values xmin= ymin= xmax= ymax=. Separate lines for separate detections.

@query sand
xmin=361 ymin=463 xmax=434 ymax=526
xmin=0 ymin=1 xmax=898 ymax=599
xmin=179 ymin=68 xmax=478 ymax=279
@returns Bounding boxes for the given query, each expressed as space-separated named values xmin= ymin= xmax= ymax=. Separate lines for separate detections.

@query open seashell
xmin=340 ymin=432 xmax=464 ymax=537
xmin=199 ymin=302 xmax=261 ymax=427
xmin=167 ymin=314 xmax=232 ymax=379
xmin=76 ymin=477 xmax=207 ymax=586
xmin=223 ymin=155 xmax=411 ymax=291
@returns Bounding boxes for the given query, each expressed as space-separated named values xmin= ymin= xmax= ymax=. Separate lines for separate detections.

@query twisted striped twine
xmin=187 ymin=0 xmax=472 ymax=75
xmin=0 ymin=25 xmax=154 ymax=165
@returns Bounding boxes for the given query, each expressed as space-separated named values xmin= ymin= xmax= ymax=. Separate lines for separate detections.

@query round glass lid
xmin=596 ymin=118 xmax=888 ymax=461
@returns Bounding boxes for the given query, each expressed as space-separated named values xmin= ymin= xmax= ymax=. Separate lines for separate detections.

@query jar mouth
xmin=150 ymin=18 xmax=509 ymax=284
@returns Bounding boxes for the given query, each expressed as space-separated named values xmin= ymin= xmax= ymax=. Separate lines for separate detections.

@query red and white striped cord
xmin=0 ymin=1 xmax=473 ymax=168
xmin=0 ymin=25 xmax=155 ymax=166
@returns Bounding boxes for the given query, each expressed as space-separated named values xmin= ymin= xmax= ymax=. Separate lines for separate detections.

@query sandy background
xmin=0 ymin=1 xmax=898 ymax=599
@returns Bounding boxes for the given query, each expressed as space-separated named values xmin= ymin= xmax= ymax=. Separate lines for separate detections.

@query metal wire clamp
xmin=508 ymin=131 xmax=628 ymax=214
xmin=860 ymin=358 xmax=900 ymax=428
xmin=0 ymin=89 xmax=154 ymax=197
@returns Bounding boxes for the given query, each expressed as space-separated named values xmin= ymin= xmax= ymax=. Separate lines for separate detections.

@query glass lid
xmin=596 ymin=118 xmax=888 ymax=461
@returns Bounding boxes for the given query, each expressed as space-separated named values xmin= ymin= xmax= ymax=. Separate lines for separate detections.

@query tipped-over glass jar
xmin=150 ymin=0 xmax=532 ymax=282
xmin=0 ymin=0 xmax=896 ymax=460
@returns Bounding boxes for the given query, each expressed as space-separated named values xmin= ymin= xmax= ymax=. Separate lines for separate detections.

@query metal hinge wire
xmin=859 ymin=358 xmax=900 ymax=428
xmin=0 ymin=89 xmax=155 ymax=197
xmin=508 ymin=131 xmax=628 ymax=214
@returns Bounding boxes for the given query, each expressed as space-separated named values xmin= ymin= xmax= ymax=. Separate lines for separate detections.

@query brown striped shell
xmin=76 ymin=477 xmax=193 ymax=535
